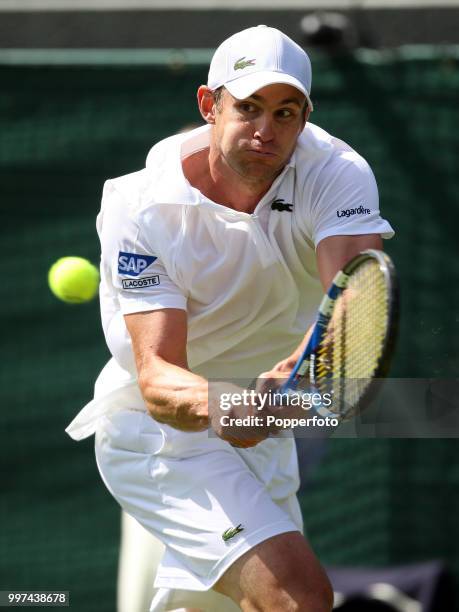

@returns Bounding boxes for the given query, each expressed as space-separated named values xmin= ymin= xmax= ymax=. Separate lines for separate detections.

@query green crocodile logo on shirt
xmin=222 ymin=524 xmax=244 ymax=541
xmin=234 ymin=57 xmax=256 ymax=71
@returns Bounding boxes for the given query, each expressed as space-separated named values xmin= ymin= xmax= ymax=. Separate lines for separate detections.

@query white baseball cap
xmin=208 ymin=25 xmax=313 ymax=112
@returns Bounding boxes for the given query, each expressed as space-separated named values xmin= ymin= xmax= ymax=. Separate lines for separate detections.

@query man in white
xmin=67 ymin=25 xmax=393 ymax=612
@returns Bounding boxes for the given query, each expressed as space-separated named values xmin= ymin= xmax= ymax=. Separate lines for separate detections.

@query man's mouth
xmin=246 ymin=149 xmax=277 ymax=157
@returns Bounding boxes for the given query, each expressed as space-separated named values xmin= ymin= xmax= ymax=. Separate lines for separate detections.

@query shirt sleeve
xmin=309 ymin=153 xmax=395 ymax=248
xmin=97 ymin=179 xmax=187 ymax=315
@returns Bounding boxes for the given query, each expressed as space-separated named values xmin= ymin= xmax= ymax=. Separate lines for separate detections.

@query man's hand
xmin=254 ymin=357 xmax=295 ymax=396
xmin=208 ymin=382 xmax=269 ymax=448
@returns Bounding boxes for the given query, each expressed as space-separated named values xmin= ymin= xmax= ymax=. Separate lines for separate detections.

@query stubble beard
xmin=225 ymin=150 xmax=285 ymax=188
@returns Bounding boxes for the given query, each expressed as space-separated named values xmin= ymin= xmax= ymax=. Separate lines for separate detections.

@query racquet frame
xmin=279 ymin=249 xmax=399 ymax=418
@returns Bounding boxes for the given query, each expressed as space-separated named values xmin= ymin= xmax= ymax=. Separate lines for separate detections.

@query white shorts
xmin=95 ymin=408 xmax=303 ymax=610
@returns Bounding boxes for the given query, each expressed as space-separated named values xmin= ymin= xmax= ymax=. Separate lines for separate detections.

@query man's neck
xmin=182 ymin=148 xmax=274 ymax=214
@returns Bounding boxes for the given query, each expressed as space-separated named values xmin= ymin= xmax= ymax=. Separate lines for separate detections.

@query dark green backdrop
xmin=1 ymin=49 xmax=458 ymax=610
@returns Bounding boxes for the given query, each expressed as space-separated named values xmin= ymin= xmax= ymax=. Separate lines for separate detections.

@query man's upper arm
xmin=124 ymin=308 xmax=189 ymax=373
xmin=306 ymin=152 xmax=394 ymax=250
xmin=304 ymin=149 xmax=393 ymax=289
xmin=316 ymin=233 xmax=382 ymax=290
xmin=97 ymin=177 xmax=189 ymax=371
xmin=123 ymin=308 xmax=209 ymax=435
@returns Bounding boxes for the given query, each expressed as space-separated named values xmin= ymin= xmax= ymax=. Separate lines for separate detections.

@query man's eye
xmin=277 ymin=109 xmax=294 ymax=118
xmin=239 ymin=103 xmax=256 ymax=113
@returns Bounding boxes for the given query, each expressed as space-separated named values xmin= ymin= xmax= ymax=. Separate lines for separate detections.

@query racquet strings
xmin=315 ymin=258 xmax=390 ymax=417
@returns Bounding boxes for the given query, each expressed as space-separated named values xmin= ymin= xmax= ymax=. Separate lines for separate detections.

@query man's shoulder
xmin=295 ymin=122 xmax=373 ymax=181
xmin=297 ymin=122 xmax=335 ymax=152
xmin=104 ymin=168 xmax=150 ymax=213
xmin=145 ymin=131 xmax=184 ymax=170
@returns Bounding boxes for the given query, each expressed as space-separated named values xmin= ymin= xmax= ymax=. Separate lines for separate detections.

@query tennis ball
xmin=48 ymin=256 xmax=99 ymax=304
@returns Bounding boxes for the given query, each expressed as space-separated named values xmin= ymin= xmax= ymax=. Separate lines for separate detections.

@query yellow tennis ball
xmin=48 ymin=256 xmax=99 ymax=304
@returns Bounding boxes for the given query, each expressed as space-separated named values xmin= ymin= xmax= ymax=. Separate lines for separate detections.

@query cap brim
xmin=224 ymin=71 xmax=313 ymax=111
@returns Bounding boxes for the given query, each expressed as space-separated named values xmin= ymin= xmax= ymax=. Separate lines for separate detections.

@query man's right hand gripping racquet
xmin=279 ymin=249 xmax=399 ymax=422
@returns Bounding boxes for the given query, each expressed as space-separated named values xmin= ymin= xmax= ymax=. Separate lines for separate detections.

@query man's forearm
xmin=138 ymin=357 xmax=209 ymax=432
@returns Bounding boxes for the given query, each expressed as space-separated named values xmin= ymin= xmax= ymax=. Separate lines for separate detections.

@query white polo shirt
xmin=98 ymin=122 xmax=393 ymax=380
xmin=66 ymin=122 xmax=393 ymax=443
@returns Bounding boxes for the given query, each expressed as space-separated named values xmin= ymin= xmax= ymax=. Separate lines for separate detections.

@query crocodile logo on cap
xmin=234 ymin=57 xmax=256 ymax=71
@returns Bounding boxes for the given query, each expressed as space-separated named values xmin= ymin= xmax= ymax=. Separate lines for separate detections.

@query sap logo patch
xmin=122 ymin=276 xmax=160 ymax=290
xmin=118 ymin=252 xmax=157 ymax=276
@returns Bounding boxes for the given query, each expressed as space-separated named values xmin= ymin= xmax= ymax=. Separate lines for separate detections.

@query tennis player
xmin=67 ymin=25 xmax=394 ymax=612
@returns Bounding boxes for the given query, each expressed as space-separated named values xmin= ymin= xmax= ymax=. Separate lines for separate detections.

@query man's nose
xmin=254 ymin=113 xmax=274 ymax=142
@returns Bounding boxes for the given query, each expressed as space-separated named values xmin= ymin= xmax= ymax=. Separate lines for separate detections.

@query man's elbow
xmin=137 ymin=370 xmax=167 ymax=421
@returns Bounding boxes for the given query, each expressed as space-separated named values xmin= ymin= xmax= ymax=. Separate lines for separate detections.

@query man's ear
xmin=301 ymin=107 xmax=311 ymax=132
xmin=197 ymin=86 xmax=217 ymax=124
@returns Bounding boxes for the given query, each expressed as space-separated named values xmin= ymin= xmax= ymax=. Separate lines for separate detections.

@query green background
xmin=1 ymin=49 xmax=458 ymax=609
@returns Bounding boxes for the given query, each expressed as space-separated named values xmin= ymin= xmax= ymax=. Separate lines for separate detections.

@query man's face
xmin=211 ymin=83 xmax=308 ymax=185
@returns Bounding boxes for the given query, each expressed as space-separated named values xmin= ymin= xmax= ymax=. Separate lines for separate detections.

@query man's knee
xmin=215 ymin=532 xmax=333 ymax=612
xmin=241 ymin=559 xmax=333 ymax=612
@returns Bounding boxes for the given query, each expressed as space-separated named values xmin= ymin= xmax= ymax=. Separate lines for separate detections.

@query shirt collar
xmin=147 ymin=124 xmax=297 ymax=206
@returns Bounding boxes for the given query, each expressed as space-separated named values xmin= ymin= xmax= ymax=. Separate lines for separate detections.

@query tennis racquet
xmin=279 ymin=249 xmax=399 ymax=421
